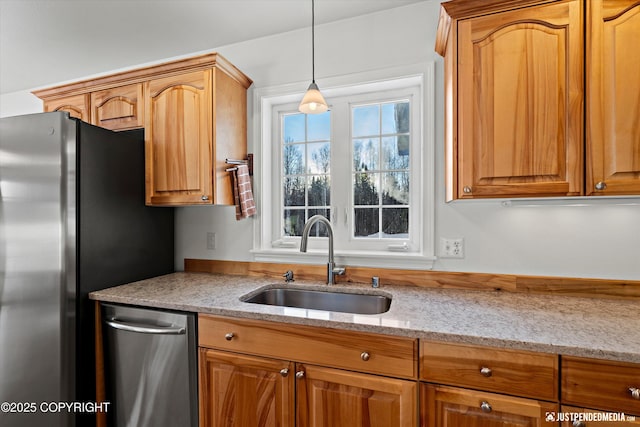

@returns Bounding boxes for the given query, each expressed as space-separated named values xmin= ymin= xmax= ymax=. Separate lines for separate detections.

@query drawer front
xmin=561 ymin=406 xmax=640 ymax=426
xmin=198 ymin=314 xmax=417 ymax=379
xmin=562 ymin=356 xmax=640 ymax=415
xmin=420 ymin=341 xmax=558 ymax=401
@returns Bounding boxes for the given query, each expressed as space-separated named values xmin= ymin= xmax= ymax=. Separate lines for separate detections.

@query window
xmin=253 ymin=65 xmax=435 ymax=269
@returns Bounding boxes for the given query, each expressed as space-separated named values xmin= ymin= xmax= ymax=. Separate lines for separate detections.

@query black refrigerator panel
xmin=76 ymin=121 xmax=174 ymax=416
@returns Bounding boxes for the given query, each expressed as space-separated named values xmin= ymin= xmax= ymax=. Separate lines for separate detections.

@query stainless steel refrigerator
xmin=0 ymin=112 xmax=174 ymax=427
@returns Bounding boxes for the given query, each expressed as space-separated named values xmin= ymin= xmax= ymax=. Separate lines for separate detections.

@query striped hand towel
xmin=231 ymin=164 xmax=256 ymax=220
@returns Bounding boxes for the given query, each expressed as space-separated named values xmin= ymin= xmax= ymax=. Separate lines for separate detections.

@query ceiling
xmin=0 ymin=0 xmax=425 ymax=95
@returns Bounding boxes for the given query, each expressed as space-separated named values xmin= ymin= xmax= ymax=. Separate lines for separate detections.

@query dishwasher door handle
xmin=105 ymin=319 xmax=186 ymax=335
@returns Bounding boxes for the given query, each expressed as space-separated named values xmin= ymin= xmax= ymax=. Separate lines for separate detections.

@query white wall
xmin=3 ymin=1 xmax=638 ymax=280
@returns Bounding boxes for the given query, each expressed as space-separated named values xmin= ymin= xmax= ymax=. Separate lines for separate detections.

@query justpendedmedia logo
xmin=545 ymin=411 xmax=636 ymax=423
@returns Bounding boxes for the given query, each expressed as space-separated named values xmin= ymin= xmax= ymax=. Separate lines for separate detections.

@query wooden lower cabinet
xmin=297 ymin=364 xmax=417 ymax=427
xmin=199 ymin=349 xmax=294 ymax=427
xmin=421 ymin=383 xmax=558 ymax=427
xmin=198 ymin=349 xmax=417 ymax=427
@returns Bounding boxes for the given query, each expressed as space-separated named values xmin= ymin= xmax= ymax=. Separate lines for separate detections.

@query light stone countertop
xmin=89 ymin=272 xmax=640 ymax=364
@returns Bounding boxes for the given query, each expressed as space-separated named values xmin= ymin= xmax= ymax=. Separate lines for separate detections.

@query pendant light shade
xmin=299 ymin=82 xmax=328 ymax=114
xmin=299 ymin=0 xmax=328 ymax=114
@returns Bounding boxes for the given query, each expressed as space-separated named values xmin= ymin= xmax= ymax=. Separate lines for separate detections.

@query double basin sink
xmin=242 ymin=286 xmax=392 ymax=315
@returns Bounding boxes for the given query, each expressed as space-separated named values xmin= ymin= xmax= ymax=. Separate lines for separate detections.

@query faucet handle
xmin=282 ymin=270 xmax=294 ymax=283
xmin=332 ymin=267 xmax=346 ymax=276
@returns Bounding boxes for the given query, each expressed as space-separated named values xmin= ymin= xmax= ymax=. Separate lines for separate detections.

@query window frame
xmin=252 ymin=63 xmax=436 ymax=270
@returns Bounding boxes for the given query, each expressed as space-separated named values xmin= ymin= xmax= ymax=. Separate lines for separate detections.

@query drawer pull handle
xmin=630 ymin=387 xmax=640 ymax=400
xmin=280 ymin=368 xmax=289 ymax=377
xmin=295 ymin=371 xmax=305 ymax=379
xmin=572 ymin=421 xmax=586 ymax=427
xmin=361 ymin=352 xmax=371 ymax=361
xmin=479 ymin=366 xmax=492 ymax=377
xmin=480 ymin=401 xmax=492 ymax=413
xmin=224 ymin=332 xmax=235 ymax=341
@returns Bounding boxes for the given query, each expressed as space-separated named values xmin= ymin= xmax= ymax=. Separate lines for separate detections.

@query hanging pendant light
xmin=299 ymin=0 xmax=328 ymax=114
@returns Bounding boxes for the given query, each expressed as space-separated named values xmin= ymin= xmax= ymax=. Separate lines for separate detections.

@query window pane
xmin=354 ymin=173 xmax=379 ymax=205
xmin=382 ymin=172 xmax=409 ymax=205
xmin=308 ymin=176 xmax=330 ymax=207
xmin=354 ymin=208 xmax=379 ymax=237
xmin=283 ymin=144 xmax=305 ymax=175
xmin=382 ymin=136 xmax=409 ymax=170
xmin=353 ymin=105 xmax=380 ymax=137
xmin=307 ymin=142 xmax=331 ymax=174
xmin=381 ymin=102 xmax=410 ymax=134
xmin=284 ymin=177 xmax=305 ymax=206
xmin=382 ymin=208 xmax=409 ymax=237
xmin=284 ymin=114 xmax=305 ymax=143
xmin=308 ymin=209 xmax=330 ymax=237
xmin=353 ymin=138 xmax=379 ymax=171
xmin=307 ymin=112 xmax=331 ymax=141
xmin=284 ymin=209 xmax=305 ymax=236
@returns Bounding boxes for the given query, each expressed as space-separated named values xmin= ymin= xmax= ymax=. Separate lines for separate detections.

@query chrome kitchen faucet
xmin=299 ymin=215 xmax=345 ymax=285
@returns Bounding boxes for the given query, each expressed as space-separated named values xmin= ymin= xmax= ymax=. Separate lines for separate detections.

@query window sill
xmin=251 ymin=248 xmax=436 ymax=270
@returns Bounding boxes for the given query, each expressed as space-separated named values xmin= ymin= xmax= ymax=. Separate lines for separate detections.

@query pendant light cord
xmin=311 ymin=0 xmax=316 ymax=84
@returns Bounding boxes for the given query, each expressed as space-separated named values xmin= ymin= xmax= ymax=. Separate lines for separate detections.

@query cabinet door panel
xmin=44 ymin=94 xmax=90 ymax=122
xmin=587 ymin=0 xmax=640 ymax=195
xmin=199 ymin=349 xmax=293 ymax=427
xmin=91 ymin=83 xmax=143 ymax=130
xmin=145 ymin=70 xmax=212 ymax=205
xmin=422 ymin=383 xmax=558 ymax=427
xmin=297 ymin=364 xmax=416 ymax=427
xmin=457 ymin=0 xmax=583 ymax=198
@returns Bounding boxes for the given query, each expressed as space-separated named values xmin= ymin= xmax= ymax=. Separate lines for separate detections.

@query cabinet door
xmin=296 ymin=364 xmax=417 ymax=427
xmin=91 ymin=83 xmax=144 ymax=131
xmin=456 ymin=0 xmax=583 ymax=198
xmin=145 ymin=70 xmax=213 ymax=205
xmin=586 ymin=0 xmax=640 ymax=195
xmin=421 ymin=384 xmax=558 ymax=427
xmin=44 ymin=94 xmax=90 ymax=122
xmin=199 ymin=349 xmax=294 ymax=427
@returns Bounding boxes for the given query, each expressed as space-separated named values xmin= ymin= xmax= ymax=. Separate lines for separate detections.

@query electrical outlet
xmin=206 ymin=232 xmax=216 ymax=250
xmin=440 ymin=237 xmax=464 ymax=258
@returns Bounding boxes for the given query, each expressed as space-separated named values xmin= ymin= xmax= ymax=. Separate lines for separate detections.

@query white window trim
xmin=251 ymin=63 xmax=436 ymax=270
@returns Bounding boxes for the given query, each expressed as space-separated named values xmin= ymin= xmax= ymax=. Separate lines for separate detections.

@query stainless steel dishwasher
xmin=101 ymin=303 xmax=198 ymax=427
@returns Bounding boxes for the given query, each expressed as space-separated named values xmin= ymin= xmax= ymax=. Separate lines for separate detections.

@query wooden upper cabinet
xmin=145 ymin=70 xmax=213 ymax=205
xmin=32 ymin=52 xmax=252 ymax=207
xmin=586 ymin=0 xmax=640 ymax=195
xmin=43 ymin=94 xmax=90 ymax=122
xmin=91 ymin=83 xmax=143 ymax=130
xmin=437 ymin=0 xmax=584 ymax=200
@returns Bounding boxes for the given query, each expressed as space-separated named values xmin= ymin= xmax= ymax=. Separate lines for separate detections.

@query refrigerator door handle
xmin=105 ymin=319 xmax=186 ymax=335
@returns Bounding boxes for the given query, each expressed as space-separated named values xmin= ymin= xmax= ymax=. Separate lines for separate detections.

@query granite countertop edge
xmin=90 ymin=272 xmax=640 ymax=364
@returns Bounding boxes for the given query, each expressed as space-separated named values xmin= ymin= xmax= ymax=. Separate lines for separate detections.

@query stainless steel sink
xmin=242 ymin=287 xmax=391 ymax=315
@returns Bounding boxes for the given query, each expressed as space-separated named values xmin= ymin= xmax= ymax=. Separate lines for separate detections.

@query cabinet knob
xmin=479 ymin=366 xmax=492 ymax=377
xmin=224 ymin=332 xmax=235 ymax=341
xmin=295 ymin=371 xmax=305 ymax=379
xmin=630 ymin=387 xmax=640 ymax=400
xmin=480 ymin=401 xmax=492 ymax=413
xmin=360 ymin=352 xmax=370 ymax=361
xmin=463 ymin=186 xmax=472 ymax=194
xmin=573 ymin=421 xmax=586 ymax=427
xmin=201 ymin=195 xmax=210 ymax=201
xmin=595 ymin=181 xmax=607 ymax=191
xmin=279 ymin=368 xmax=289 ymax=377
